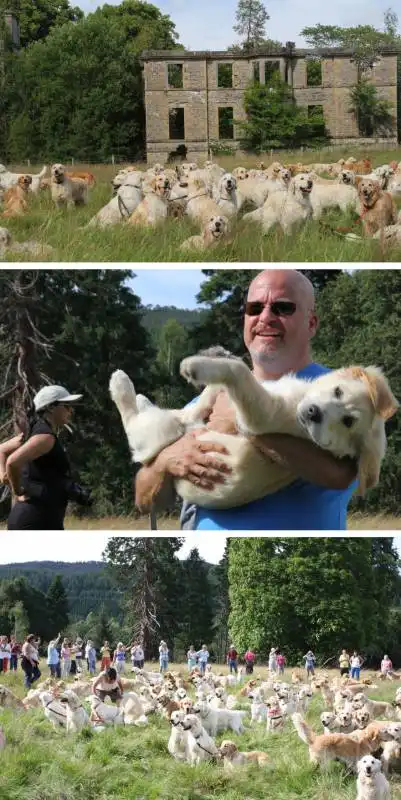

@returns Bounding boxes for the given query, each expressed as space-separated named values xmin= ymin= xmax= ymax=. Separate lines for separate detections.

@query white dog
xmin=87 ymin=172 xmax=143 ymax=227
xmin=182 ymin=713 xmax=220 ymax=765
xmin=0 ymin=164 xmax=47 ymax=192
xmin=243 ymin=173 xmax=313 ymax=233
xmin=356 ymin=755 xmax=390 ymax=800
xmin=39 ymin=691 xmax=67 ymax=729
xmin=249 ymin=688 xmax=268 ymax=723
xmin=59 ymin=690 xmax=90 ymax=733
xmin=192 ymin=701 xmax=246 ymax=736
xmin=110 ymin=351 xmax=397 ymax=512
xmin=90 ymin=695 xmax=124 ymax=726
xmin=51 ymin=163 xmax=88 ymax=207
xmin=168 ymin=710 xmax=188 ymax=761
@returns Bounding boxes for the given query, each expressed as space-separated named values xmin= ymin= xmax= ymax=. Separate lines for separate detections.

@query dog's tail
xmin=291 ymin=712 xmax=316 ymax=745
xmin=38 ymin=166 xmax=48 ymax=179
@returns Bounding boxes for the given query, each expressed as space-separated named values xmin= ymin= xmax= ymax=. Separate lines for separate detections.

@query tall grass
xmin=1 ymin=666 xmax=401 ymax=799
xmin=3 ymin=146 xmax=401 ymax=263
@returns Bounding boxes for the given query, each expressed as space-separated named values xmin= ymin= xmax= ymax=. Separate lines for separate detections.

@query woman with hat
xmin=0 ymin=384 xmax=83 ymax=530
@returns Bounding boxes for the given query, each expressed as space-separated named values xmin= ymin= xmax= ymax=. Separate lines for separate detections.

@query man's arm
xmin=251 ymin=433 xmax=357 ymax=490
xmin=135 ymin=432 xmax=232 ymax=513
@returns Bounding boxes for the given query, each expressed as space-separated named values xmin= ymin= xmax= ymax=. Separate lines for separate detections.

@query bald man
xmin=135 ymin=270 xmax=357 ymax=530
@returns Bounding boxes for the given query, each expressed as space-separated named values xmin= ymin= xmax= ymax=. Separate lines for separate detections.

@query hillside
xmin=141 ymin=305 xmax=206 ymax=335
xmin=0 ymin=561 xmax=121 ymax=620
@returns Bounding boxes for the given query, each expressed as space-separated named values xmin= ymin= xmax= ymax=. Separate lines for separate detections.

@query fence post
xmin=111 ymin=154 xmax=115 ymax=165
xmin=71 ymin=157 xmax=74 ymax=166
xmin=27 ymin=158 xmax=30 ymax=167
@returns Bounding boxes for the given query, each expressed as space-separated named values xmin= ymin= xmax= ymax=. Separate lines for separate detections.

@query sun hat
xmin=33 ymin=385 xmax=82 ymax=412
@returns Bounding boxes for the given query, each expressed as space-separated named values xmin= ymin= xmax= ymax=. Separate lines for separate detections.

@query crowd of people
xmin=0 ymin=633 xmax=396 ymax=687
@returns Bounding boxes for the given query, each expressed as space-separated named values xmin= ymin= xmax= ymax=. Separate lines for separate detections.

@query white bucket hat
xmin=33 ymin=385 xmax=82 ymax=412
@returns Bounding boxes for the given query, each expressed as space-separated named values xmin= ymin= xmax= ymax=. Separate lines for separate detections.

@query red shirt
xmin=245 ymin=651 xmax=255 ymax=663
xmin=277 ymin=655 xmax=286 ymax=666
xmin=227 ymin=649 xmax=238 ymax=660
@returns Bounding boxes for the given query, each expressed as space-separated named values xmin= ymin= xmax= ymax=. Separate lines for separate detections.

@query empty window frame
xmin=169 ymin=107 xmax=185 ymax=139
xmin=168 ymin=63 xmax=183 ymax=89
xmin=264 ymin=60 xmax=280 ymax=83
xmin=217 ymin=62 xmax=233 ymax=88
xmin=253 ymin=61 xmax=260 ymax=83
xmin=306 ymin=59 xmax=322 ymax=86
xmin=307 ymin=104 xmax=324 ymax=118
xmin=218 ymin=107 xmax=234 ymax=139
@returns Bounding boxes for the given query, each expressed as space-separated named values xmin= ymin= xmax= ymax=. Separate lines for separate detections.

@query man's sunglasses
xmin=245 ymin=300 xmax=297 ymax=317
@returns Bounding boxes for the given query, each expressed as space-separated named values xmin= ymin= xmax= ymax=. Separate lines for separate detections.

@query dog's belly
xmin=175 ymin=431 xmax=295 ymax=509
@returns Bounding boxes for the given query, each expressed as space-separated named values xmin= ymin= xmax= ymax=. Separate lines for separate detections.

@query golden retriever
xmin=1 ymin=175 xmax=32 ymax=217
xmin=242 ymin=173 xmax=313 ymax=234
xmin=50 ymin=163 xmax=88 ymax=207
xmin=356 ymin=755 xmax=390 ymax=800
xmin=110 ymin=359 xmax=398 ymax=511
xmin=219 ymin=740 xmax=269 ymax=770
xmin=128 ymin=175 xmax=171 ymax=225
xmin=358 ymin=179 xmax=397 ymax=236
xmin=180 ymin=215 xmax=229 ymax=251
xmin=66 ymin=170 xmax=95 ymax=186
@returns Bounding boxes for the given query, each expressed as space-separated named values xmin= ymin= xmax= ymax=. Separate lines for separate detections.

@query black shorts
xmin=8 ymin=500 xmax=65 ymax=530
xmin=95 ymin=688 xmax=122 ymax=703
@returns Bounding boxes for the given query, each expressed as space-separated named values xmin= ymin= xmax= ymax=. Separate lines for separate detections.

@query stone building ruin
xmin=141 ymin=45 xmax=398 ymax=164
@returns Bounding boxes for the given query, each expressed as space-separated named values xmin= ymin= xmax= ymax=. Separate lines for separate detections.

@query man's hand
xmin=157 ymin=431 xmax=232 ymax=490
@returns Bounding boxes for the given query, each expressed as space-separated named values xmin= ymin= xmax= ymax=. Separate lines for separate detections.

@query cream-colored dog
xmin=39 ymin=691 xmax=67 ymax=729
xmin=0 ymin=685 xmax=25 ymax=710
xmin=59 ymin=690 xmax=90 ymax=732
xmin=87 ymin=172 xmax=143 ymax=227
xmin=180 ymin=215 xmax=229 ymax=251
xmin=243 ymin=173 xmax=313 ymax=233
xmin=90 ymin=695 xmax=124 ymax=726
xmin=168 ymin=710 xmax=188 ymax=761
xmin=356 ymin=755 xmax=391 ymax=799
xmin=0 ymin=164 xmax=47 ymax=192
xmin=51 ymin=163 xmax=88 ymax=208
xmin=182 ymin=713 xmax=220 ymax=765
xmin=110 ymin=355 xmax=397 ymax=511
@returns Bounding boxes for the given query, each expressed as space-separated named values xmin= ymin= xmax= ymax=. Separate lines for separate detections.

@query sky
xmin=77 ymin=0 xmax=392 ymax=51
xmin=131 ymin=268 xmax=206 ymax=309
xmin=0 ymin=533 xmax=227 ymax=566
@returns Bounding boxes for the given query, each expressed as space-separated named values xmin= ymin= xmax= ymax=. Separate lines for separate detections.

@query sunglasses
xmin=245 ymin=300 xmax=297 ymax=317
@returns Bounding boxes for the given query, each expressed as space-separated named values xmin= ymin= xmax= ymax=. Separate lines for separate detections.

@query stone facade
xmin=141 ymin=47 xmax=398 ymax=165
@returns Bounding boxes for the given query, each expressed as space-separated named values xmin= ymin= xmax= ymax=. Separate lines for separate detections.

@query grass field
xmin=1 ymin=665 xmax=401 ymax=799
xmin=3 ymin=146 xmax=401 ymax=263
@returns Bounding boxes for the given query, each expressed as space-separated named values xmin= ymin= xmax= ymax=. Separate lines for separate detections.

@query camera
xmin=65 ymin=479 xmax=93 ymax=507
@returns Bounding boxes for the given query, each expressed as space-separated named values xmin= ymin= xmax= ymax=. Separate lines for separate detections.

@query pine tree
xmin=177 ymin=548 xmax=214 ymax=653
xmin=233 ymin=0 xmax=269 ymax=51
xmin=209 ymin=542 xmax=230 ymax=661
xmin=11 ymin=600 xmax=29 ymax=641
xmin=46 ymin=575 xmax=69 ymax=635
xmin=93 ymin=606 xmax=115 ymax=649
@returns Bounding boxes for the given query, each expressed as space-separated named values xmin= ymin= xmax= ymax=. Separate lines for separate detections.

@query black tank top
xmin=20 ymin=419 xmax=71 ymax=510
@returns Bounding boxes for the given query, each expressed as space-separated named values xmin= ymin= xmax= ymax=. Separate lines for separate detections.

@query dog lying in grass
xmin=219 ymin=740 xmax=270 ymax=770
xmin=110 ymin=348 xmax=398 ymax=511
xmin=180 ymin=215 xmax=229 ymax=251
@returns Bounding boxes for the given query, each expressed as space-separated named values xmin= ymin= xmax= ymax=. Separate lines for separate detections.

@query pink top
xmin=277 ymin=655 xmax=286 ymax=666
xmin=381 ymin=658 xmax=392 ymax=672
xmin=61 ymin=647 xmax=71 ymax=659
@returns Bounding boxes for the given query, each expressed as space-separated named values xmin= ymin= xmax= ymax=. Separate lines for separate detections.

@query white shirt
xmin=350 ymin=656 xmax=361 ymax=667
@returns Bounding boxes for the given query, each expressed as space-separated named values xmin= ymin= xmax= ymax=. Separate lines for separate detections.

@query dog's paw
xmin=109 ymin=370 xmax=136 ymax=406
xmin=180 ymin=356 xmax=242 ymax=387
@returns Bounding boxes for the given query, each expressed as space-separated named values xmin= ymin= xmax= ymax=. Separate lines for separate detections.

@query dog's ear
xmin=357 ymin=429 xmax=384 ymax=495
xmin=355 ymin=176 xmax=363 ymax=191
xmin=358 ymin=366 xmax=399 ymax=420
xmin=149 ymin=177 xmax=157 ymax=191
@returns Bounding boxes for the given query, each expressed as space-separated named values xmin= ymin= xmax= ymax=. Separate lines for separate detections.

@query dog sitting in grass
xmin=1 ymin=175 xmax=32 ymax=217
xmin=180 ymin=215 xmax=229 ymax=251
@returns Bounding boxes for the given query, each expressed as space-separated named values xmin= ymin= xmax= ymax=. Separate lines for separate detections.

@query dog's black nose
xmin=307 ymin=405 xmax=322 ymax=423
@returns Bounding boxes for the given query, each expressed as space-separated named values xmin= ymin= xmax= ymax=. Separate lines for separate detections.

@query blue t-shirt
xmin=186 ymin=362 xmax=357 ymax=531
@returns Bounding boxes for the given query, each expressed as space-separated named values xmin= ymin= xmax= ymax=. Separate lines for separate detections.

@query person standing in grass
xmin=381 ymin=654 xmax=393 ymax=678
xmin=100 ymin=641 xmax=111 ymax=671
xmin=130 ymin=642 xmax=145 ymax=670
xmin=339 ymin=648 xmax=350 ymax=677
xmin=276 ymin=651 xmax=286 ymax=675
xmin=61 ymin=638 xmax=71 ymax=678
xmin=74 ymin=638 xmax=84 ymax=674
xmin=0 ymin=637 xmax=11 ymax=673
xmin=21 ymin=634 xmax=41 ymax=689
xmin=187 ymin=645 xmax=197 ymax=672
xmin=9 ymin=636 xmax=21 ymax=672
xmin=303 ymin=650 xmax=316 ymax=678
xmin=268 ymin=647 xmax=277 ymax=674
xmin=85 ymin=640 xmax=97 ymax=674
xmin=350 ymin=651 xmax=362 ymax=680
xmin=113 ymin=642 xmax=126 ymax=674
xmin=47 ymin=634 xmax=61 ymax=678
xmin=197 ymin=645 xmax=209 ymax=675
xmin=227 ymin=644 xmax=238 ymax=674
xmin=244 ymin=648 xmax=256 ymax=675
xmin=159 ymin=641 xmax=169 ymax=673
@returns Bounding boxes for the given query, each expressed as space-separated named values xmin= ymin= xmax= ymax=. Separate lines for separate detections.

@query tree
xmin=209 ymin=542 xmax=230 ymax=661
xmin=233 ymin=0 xmax=269 ymax=51
xmin=177 ymin=549 xmax=213 ymax=653
xmin=228 ymin=538 xmax=401 ymax=663
xmin=238 ymin=72 xmax=328 ymax=151
xmin=46 ymin=575 xmax=69 ymax=634
xmin=11 ymin=0 xmax=83 ymax=48
xmin=93 ymin=606 xmax=115 ymax=649
xmin=11 ymin=600 xmax=29 ymax=640
xmin=104 ymin=537 xmax=183 ymax=658
xmin=4 ymin=0 xmax=179 ymax=161
xmin=349 ymin=78 xmax=394 ymax=136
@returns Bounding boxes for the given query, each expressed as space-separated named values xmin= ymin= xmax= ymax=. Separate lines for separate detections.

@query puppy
xmin=219 ymin=740 xmax=269 ymax=771
xmin=51 ymin=163 xmax=88 ymax=207
xmin=1 ymin=175 xmax=32 ymax=217
xmin=356 ymin=755 xmax=391 ymax=800
xmin=180 ymin=215 xmax=229 ymax=251
xmin=358 ymin=178 xmax=397 ymax=236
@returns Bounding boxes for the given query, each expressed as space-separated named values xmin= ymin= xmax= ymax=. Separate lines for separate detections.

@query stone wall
xmin=142 ymin=49 xmax=398 ymax=164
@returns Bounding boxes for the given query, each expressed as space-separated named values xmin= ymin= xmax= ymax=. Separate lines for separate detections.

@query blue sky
xmin=130 ymin=268 xmax=206 ymax=309
xmin=78 ymin=0 xmax=393 ymax=50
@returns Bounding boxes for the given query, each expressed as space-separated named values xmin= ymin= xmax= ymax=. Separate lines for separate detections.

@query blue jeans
xmin=199 ymin=661 xmax=207 ymax=675
xmin=351 ymin=666 xmax=360 ymax=679
xmin=159 ymin=658 xmax=168 ymax=673
xmin=49 ymin=663 xmax=61 ymax=678
xmin=228 ymin=659 xmax=237 ymax=674
xmin=88 ymin=658 xmax=96 ymax=674
xmin=10 ymin=654 xmax=18 ymax=671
